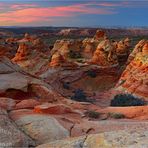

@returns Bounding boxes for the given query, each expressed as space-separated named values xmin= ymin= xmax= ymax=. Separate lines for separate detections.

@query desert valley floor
xmin=0 ymin=27 xmax=148 ymax=147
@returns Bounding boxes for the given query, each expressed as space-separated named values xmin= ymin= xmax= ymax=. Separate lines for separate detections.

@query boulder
xmin=0 ymin=57 xmax=46 ymax=100
xmin=15 ymin=99 xmax=40 ymax=109
xmin=11 ymin=114 xmax=69 ymax=144
xmin=0 ymin=57 xmax=29 ymax=93
xmin=0 ymin=97 xmax=16 ymax=110
xmin=37 ymin=129 xmax=148 ymax=148
xmin=29 ymin=84 xmax=57 ymax=102
xmin=0 ymin=108 xmax=35 ymax=147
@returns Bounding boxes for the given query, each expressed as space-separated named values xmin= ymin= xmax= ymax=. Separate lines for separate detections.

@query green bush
xmin=85 ymin=110 xmax=101 ymax=119
xmin=71 ymin=89 xmax=88 ymax=102
xmin=110 ymin=94 xmax=146 ymax=107
xmin=86 ymin=69 xmax=97 ymax=78
xmin=108 ymin=112 xmax=125 ymax=119
xmin=63 ymin=82 xmax=70 ymax=90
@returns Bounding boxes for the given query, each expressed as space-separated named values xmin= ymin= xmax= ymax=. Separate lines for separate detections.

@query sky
xmin=0 ymin=0 xmax=148 ymax=27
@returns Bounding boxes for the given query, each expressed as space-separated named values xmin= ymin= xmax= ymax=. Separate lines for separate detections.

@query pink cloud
xmin=98 ymin=2 xmax=122 ymax=7
xmin=95 ymin=2 xmax=130 ymax=7
xmin=0 ymin=3 xmax=116 ymax=25
xmin=10 ymin=4 xmax=38 ymax=9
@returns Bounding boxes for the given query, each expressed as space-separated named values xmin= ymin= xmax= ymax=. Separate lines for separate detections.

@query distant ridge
xmin=0 ymin=26 xmax=148 ymax=29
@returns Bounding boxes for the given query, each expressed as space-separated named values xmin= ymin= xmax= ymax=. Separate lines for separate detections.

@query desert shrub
xmin=63 ymin=82 xmax=70 ymax=90
xmin=69 ymin=50 xmax=81 ymax=59
xmin=71 ymin=89 xmax=88 ymax=102
xmin=76 ymin=59 xmax=83 ymax=63
xmin=108 ymin=112 xmax=125 ymax=119
xmin=110 ymin=94 xmax=146 ymax=107
xmin=85 ymin=110 xmax=101 ymax=118
xmin=86 ymin=69 xmax=97 ymax=78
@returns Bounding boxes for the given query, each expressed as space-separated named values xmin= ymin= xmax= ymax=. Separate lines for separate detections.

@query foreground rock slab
xmin=37 ymin=128 xmax=148 ymax=148
xmin=11 ymin=114 xmax=69 ymax=144
xmin=0 ymin=97 xmax=16 ymax=111
xmin=0 ymin=108 xmax=35 ymax=147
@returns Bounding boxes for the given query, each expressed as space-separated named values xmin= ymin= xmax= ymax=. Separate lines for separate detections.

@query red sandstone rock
xmin=100 ymin=106 xmax=148 ymax=119
xmin=117 ymin=41 xmax=148 ymax=99
xmin=12 ymin=42 xmax=31 ymax=62
xmin=0 ymin=97 xmax=16 ymax=110
xmin=49 ymin=52 xmax=78 ymax=68
xmin=94 ymin=30 xmax=106 ymax=40
xmin=34 ymin=103 xmax=73 ymax=114
xmin=15 ymin=99 xmax=40 ymax=109
xmin=82 ymin=38 xmax=96 ymax=59
xmin=0 ymin=44 xmax=17 ymax=59
xmin=29 ymin=84 xmax=58 ymax=102
xmin=116 ymin=38 xmax=130 ymax=55
xmin=127 ymin=39 xmax=147 ymax=62
xmin=12 ymin=42 xmax=49 ymax=75
xmin=91 ymin=39 xmax=118 ymax=66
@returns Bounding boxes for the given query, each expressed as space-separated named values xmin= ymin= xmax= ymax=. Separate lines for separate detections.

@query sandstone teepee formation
xmin=117 ymin=41 xmax=148 ymax=100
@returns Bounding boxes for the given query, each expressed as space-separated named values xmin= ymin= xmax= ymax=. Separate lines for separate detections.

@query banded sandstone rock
xmin=12 ymin=42 xmax=49 ymax=75
xmin=91 ymin=39 xmax=118 ymax=67
xmin=117 ymin=42 xmax=148 ymax=100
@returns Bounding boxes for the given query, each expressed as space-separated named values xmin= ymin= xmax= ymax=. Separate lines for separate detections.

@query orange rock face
xmin=12 ymin=43 xmax=31 ymax=62
xmin=12 ymin=41 xmax=49 ymax=75
xmin=94 ymin=30 xmax=106 ymax=40
xmin=116 ymin=38 xmax=130 ymax=55
xmin=51 ymin=39 xmax=82 ymax=59
xmin=82 ymin=38 xmax=98 ymax=59
xmin=128 ymin=39 xmax=147 ymax=62
xmin=49 ymin=52 xmax=66 ymax=67
xmin=34 ymin=103 xmax=74 ymax=114
xmin=142 ymin=42 xmax=148 ymax=54
xmin=91 ymin=39 xmax=118 ymax=66
xmin=15 ymin=99 xmax=40 ymax=109
xmin=117 ymin=41 xmax=148 ymax=99
xmin=0 ymin=97 xmax=16 ymax=110
xmin=0 ymin=44 xmax=17 ymax=59
xmin=49 ymin=52 xmax=78 ymax=68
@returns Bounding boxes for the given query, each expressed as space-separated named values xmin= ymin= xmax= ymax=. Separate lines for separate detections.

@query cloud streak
xmin=0 ymin=2 xmax=116 ymax=25
xmin=10 ymin=4 xmax=38 ymax=9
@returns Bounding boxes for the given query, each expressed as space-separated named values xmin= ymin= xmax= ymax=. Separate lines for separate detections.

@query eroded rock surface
xmin=91 ymin=39 xmax=118 ymax=66
xmin=10 ymin=114 xmax=69 ymax=144
xmin=12 ymin=42 xmax=49 ymax=75
xmin=0 ymin=29 xmax=147 ymax=148
xmin=117 ymin=41 xmax=148 ymax=99
xmin=37 ymin=128 xmax=148 ymax=148
xmin=0 ymin=108 xmax=35 ymax=147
